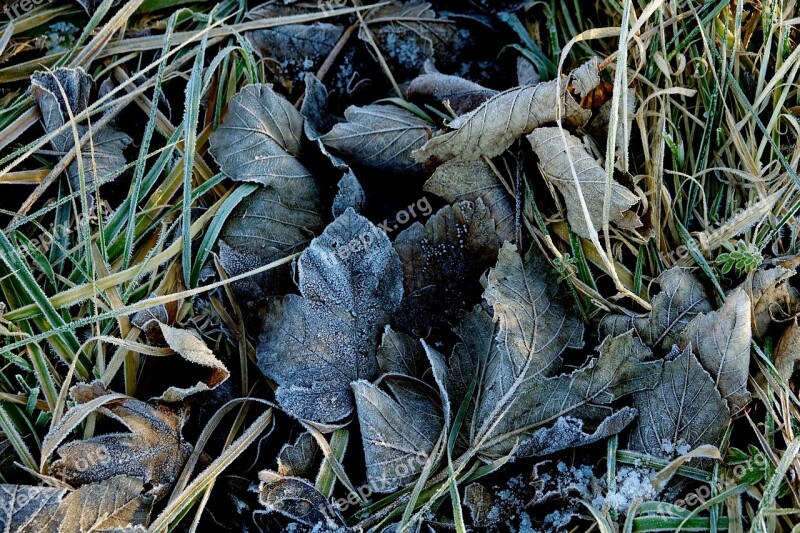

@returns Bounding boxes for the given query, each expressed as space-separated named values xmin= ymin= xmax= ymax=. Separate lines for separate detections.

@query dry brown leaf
xmin=746 ymin=266 xmax=799 ymax=339
xmin=527 ymin=127 xmax=640 ymax=239
xmin=412 ymin=63 xmax=596 ymax=163
xmin=774 ymin=320 xmax=800 ymax=383
xmin=0 ymin=476 xmax=152 ymax=533
xmin=156 ymin=323 xmax=230 ymax=402
xmin=50 ymin=382 xmax=191 ymax=498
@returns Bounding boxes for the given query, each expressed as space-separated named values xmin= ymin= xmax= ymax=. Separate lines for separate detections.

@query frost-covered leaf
xmin=332 ymin=171 xmax=366 ymax=217
xmin=600 ymin=267 xmax=713 ymax=350
xmin=246 ymin=23 xmax=343 ymax=92
xmin=277 ymin=433 xmax=319 ymax=478
xmin=413 ymin=65 xmax=594 ymax=163
xmin=587 ymin=86 xmax=637 ymax=170
xmin=747 ymin=266 xmax=799 ymax=339
xmin=393 ymin=199 xmax=501 ymax=337
xmin=209 ymin=84 xmax=312 ymax=184
xmin=257 ymin=471 xmax=340 ymax=527
xmin=474 ymin=327 xmax=660 ymax=459
xmin=0 ymin=476 xmax=153 ymax=533
xmin=49 ymin=382 xmax=191 ymax=498
xmin=774 ymin=321 xmax=800 ymax=382
xmin=32 ymin=68 xmax=131 ymax=192
xmin=569 ymin=57 xmax=600 ymax=98
xmin=301 ymin=74 xmax=338 ymax=142
xmin=156 ymin=323 xmax=230 ymax=402
xmin=517 ymin=408 xmax=638 ymax=457
xmin=377 ymin=326 xmax=426 ymax=378
xmin=527 ymin=127 xmax=639 ymax=239
xmin=676 ymin=288 xmax=751 ymax=412
xmin=407 ymin=70 xmax=497 ymax=115
xmin=629 ymin=347 xmax=729 ymax=457
xmin=447 ymin=304 xmax=496 ymax=412
xmin=464 ymin=483 xmax=493 ymax=527
xmin=352 ymin=375 xmax=443 ymax=492
xmin=320 ymin=104 xmax=433 ymax=174
xmin=257 ymin=209 xmax=403 ymax=423
xmin=363 ymin=1 xmax=468 ymax=74
xmin=219 ymin=179 xmax=324 ymax=300
xmin=423 ymin=159 xmax=515 ymax=242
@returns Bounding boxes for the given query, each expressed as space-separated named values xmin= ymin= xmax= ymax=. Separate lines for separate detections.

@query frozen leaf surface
xmin=600 ymin=267 xmax=713 ymax=350
xmin=393 ymin=199 xmax=501 ymax=337
xmin=258 ymin=471 xmax=339 ymax=527
xmin=774 ymin=321 xmax=800 ymax=382
xmin=209 ymin=84 xmax=312 ymax=184
xmin=156 ymin=323 xmax=230 ymax=402
xmin=32 ymin=68 xmax=131 ymax=192
xmin=321 ymin=104 xmax=432 ymax=174
xmin=629 ymin=347 xmax=729 ymax=457
xmin=747 ymin=266 xmax=799 ymax=339
xmin=353 ymin=376 xmax=443 ymax=492
xmin=332 ymin=171 xmax=366 ymax=217
xmin=676 ymin=288 xmax=751 ymax=412
xmin=377 ymin=326 xmax=426 ymax=378
xmin=527 ymin=127 xmax=639 ymax=239
xmin=407 ymin=71 xmax=497 ymax=115
xmin=413 ymin=67 xmax=594 ymax=163
xmin=423 ymin=159 xmax=515 ymax=242
xmin=277 ymin=432 xmax=319 ymax=478
xmin=49 ymin=382 xmax=191 ymax=497
xmin=0 ymin=476 xmax=152 ymax=533
xmin=257 ymin=209 xmax=403 ymax=423
xmin=219 ymin=178 xmax=324 ymax=300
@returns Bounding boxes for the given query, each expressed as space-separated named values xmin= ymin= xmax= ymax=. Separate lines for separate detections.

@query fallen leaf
xmin=277 ymin=432 xmax=319 ymax=478
xmin=257 ymin=209 xmax=403 ymax=423
xmin=569 ymin=57 xmax=600 ymax=98
xmin=746 ymin=266 xmax=799 ymax=339
xmin=464 ymin=483 xmax=494 ymax=527
xmin=156 ymin=323 xmax=230 ymax=402
xmin=393 ymin=199 xmax=501 ymax=337
xmin=49 ymin=382 xmax=191 ymax=498
xmin=377 ymin=326 xmax=426 ymax=378
xmin=31 ymin=68 xmax=131 ymax=193
xmin=773 ymin=320 xmax=800 ymax=383
xmin=527 ymin=127 xmax=640 ymax=239
xmin=257 ymin=471 xmax=340 ymax=527
xmin=412 ymin=64 xmax=595 ymax=163
xmin=407 ymin=70 xmax=497 ymax=115
xmin=423 ymin=159 xmax=516 ymax=242
xmin=209 ymin=84 xmax=312 ymax=185
xmin=320 ymin=104 xmax=433 ymax=174
xmin=600 ymin=267 xmax=713 ymax=350
xmin=246 ymin=23 xmax=343 ymax=93
xmin=332 ymin=171 xmax=366 ymax=218
xmin=352 ymin=375 xmax=443 ymax=492
xmin=587 ymin=86 xmax=637 ymax=170
xmin=629 ymin=346 xmax=729 ymax=457
xmin=219 ymin=179 xmax=325 ymax=300
xmin=0 ymin=476 xmax=153 ymax=533
xmin=676 ymin=288 xmax=751 ymax=412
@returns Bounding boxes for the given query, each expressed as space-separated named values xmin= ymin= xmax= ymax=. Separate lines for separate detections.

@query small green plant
xmin=715 ymin=241 xmax=763 ymax=276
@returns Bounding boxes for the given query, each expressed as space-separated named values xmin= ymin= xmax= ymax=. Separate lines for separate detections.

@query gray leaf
xmin=209 ymin=84 xmax=312 ymax=185
xmin=377 ymin=326 xmax=426 ymax=378
xmin=569 ymin=57 xmax=600 ymax=98
xmin=0 ymin=476 xmax=152 ymax=533
xmin=246 ymin=23 xmax=343 ymax=92
xmin=517 ymin=407 xmax=637 ymax=457
xmin=66 ymin=125 xmax=132 ymax=192
xmin=676 ymin=288 xmax=751 ymax=412
xmin=475 ymin=329 xmax=660 ymax=459
xmin=412 ymin=65 xmax=593 ymax=163
xmin=393 ymin=199 xmax=501 ymax=337
xmin=219 ymin=179 xmax=325 ymax=300
xmin=352 ymin=376 xmax=443 ymax=492
xmin=629 ymin=347 xmax=729 ymax=457
xmin=407 ymin=71 xmax=497 ymax=115
xmin=527 ymin=127 xmax=639 ymax=239
xmin=320 ymin=104 xmax=432 ymax=174
xmin=332 ymin=171 xmax=366 ymax=218
xmin=423 ymin=159 xmax=515 ymax=242
xmin=31 ymin=68 xmax=91 ymax=153
xmin=600 ymin=267 xmax=713 ymax=350
xmin=257 ymin=209 xmax=403 ymax=423
xmin=277 ymin=432 xmax=319 ymax=478
xmin=747 ymin=266 xmax=799 ymax=339
xmin=301 ymin=74 xmax=337 ymax=142
xmin=447 ymin=304 xmax=496 ymax=415
xmin=257 ymin=471 xmax=339 ymax=527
